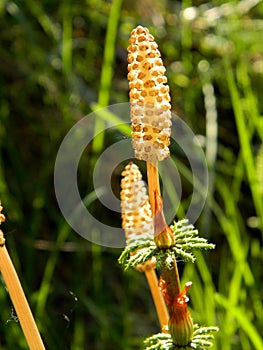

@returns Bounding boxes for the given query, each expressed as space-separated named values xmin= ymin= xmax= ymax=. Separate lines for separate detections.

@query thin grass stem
xmin=62 ymin=3 xmax=72 ymax=76
xmin=224 ymin=57 xmax=263 ymax=233
xmin=93 ymin=0 xmax=123 ymax=154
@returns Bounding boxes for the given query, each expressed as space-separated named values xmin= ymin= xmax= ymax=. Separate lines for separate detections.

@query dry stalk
xmin=0 ymin=201 xmax=45 ymax=350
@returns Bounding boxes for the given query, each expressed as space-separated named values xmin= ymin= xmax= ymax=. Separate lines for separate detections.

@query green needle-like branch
xmin=144 ymin=325 xmax=219 ymax=350
xmin=170 ymin=220 xmax=215 ymax=263
xmin=118 ymin=235 xmax=156 ymax=270
xmin=118 ymin=219 xmax=215 ymax=270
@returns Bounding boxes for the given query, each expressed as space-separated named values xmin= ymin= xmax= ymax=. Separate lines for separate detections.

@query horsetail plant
xmin=0 ymin=201 xmax=45 ymax=350
xmin=119 ymin=26 xmax=218 ymax=349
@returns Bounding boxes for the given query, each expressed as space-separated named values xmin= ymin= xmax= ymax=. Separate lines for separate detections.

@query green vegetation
xmin=0 ymin=0 xmax=262 ymax=349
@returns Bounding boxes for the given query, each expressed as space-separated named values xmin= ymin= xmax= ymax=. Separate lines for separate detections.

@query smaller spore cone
xmin=127 ymin=25 xmax=172 ymax=162
xmin=120 ymin=162 xmax=155 ymax=271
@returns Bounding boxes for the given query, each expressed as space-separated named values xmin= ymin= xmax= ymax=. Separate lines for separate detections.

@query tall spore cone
xmin=120 ymin=162 xmax=155 ymax=271
xmin=127 ymin=26 xmax=172 ymax=162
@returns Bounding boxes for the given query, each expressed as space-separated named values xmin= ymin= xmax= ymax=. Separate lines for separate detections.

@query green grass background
xmin=0 ymin=0 xmax=263 ymax=349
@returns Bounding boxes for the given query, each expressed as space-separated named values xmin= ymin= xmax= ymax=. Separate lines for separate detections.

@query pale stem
xmin=0 ymin=244 xmax=45 ymax=350
xmin=145 ymin=268 xmax=169 ymax=329
xmin=146 ymin=161 xmax=160 ymax=214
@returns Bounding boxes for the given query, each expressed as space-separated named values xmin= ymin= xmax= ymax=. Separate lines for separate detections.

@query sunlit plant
xmin=119 ymin=25 xmax=218 ymax=349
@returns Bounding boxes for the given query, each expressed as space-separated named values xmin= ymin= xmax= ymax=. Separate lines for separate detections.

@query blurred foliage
xmin=0 ymin=0 xmax=263 ymax=349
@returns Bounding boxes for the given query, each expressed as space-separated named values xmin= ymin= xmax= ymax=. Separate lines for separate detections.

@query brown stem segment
xmin=0 ymin=244 xmax=45 ymax=350
xmin=161 ymin=260 xmax=181 ymax=313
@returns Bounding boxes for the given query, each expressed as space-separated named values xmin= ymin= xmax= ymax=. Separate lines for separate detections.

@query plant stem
xmin=161 ymin=260 xmax=181 ymax=314
xmin=147 ymin=161 xmax=160 ymax=214
xmin=145 ymin=268 xmax=169 ymax=329
xmin=144 ymin=161 xmax=169 ymax=328
xmin=93 ymin=0 xmax=123 ymax=154
xmin=62 ymin=2 xmax=72 ymax=77
xmin=0 ymin=244 xmax=45 ymax=350
xmin=146 ymin=160 xmax=181 ymax=312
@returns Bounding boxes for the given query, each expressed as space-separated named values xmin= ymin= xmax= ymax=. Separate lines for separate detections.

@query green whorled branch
xmin=144 ymin=325 xmax=219 ymax=350
xmin=170 ymin=219 xmax=215 ymax=264
xmin=118 ymin=219 xmax=215 ymax=270
xmin=118 ymin=235 xmax=156 ymax=270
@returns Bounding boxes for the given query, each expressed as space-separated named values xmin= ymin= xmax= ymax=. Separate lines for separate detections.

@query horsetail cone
xmin=120 ymin=162 xmax=153 ymax=238
xmin=120 ymin=162 xmax=156 ymax=271
xmin=127 ymin=26 xmax=172 ymax=162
